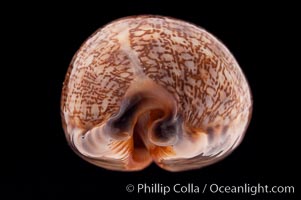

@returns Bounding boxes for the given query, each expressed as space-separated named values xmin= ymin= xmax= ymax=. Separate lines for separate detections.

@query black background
xmin=6 ymin=1 xmax=299 ymax=199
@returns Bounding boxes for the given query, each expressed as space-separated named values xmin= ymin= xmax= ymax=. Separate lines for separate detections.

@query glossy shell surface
xmin=61 ymin=16 xmax=252 ymax=171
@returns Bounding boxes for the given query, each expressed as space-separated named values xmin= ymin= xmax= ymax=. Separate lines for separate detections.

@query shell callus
xmin=61 ymin=15 xmax=252 ymax=172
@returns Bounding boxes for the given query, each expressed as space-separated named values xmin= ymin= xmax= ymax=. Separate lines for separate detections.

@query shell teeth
xmin=110 ymin=140 xmax=131 ymax=158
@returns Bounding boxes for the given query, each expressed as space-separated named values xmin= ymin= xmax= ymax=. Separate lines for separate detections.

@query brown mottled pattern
xmin=128 ymin=17 xmax=250 ymax=129
xmin=62 ymin=19 xmax=136 ymax=129
xmin=61 ymin=15 xmax=252 ymax=172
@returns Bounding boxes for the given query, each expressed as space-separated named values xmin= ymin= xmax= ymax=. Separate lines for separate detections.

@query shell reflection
xmin=61 ymin=16 xmax=252 ymax=171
